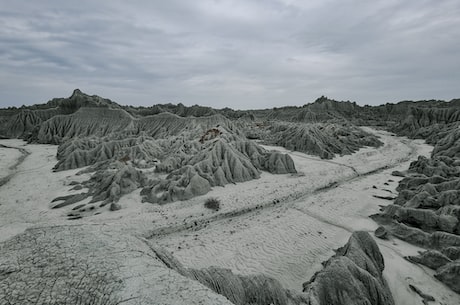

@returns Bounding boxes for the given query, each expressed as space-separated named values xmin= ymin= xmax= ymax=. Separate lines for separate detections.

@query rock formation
xmin=0 ymin=225 xmax=392 ymax=305
xmin=435 ymin=261 xmax=460 ymax=293
xmin=406 ymin=250 xmax=452 ymax=269
xmin=258 ymin=121 xmax=382 ymax=159
xmin=52 ymin=161 xmax=147 ymax=219
xmin=371 ymin=100 xmax=460 ymax=295
xmin=0 ymin=89 xmax=120 ymax=139
xmin=302 ymin=231 xmax=394 ymax=305
xmin=31 ymin=99 xmax=298 ymax=212
xmin=53 ymin=133 xmax=163 ymax=171
xmin=141 ymin=136 xmax=296 ymax=204
xmin=405 ymin=249 xmax=460 ymax=293
xmin=6 ymin=90 xmax=460 ymax=302
xmin=152 ymin=231 xmax=394 ymax=305
xmin=151 ymin=245 xmax=295 ymax=305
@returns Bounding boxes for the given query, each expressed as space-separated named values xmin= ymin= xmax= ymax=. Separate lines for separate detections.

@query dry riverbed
xmin=0 ymin=128 xmax=458 ymax=304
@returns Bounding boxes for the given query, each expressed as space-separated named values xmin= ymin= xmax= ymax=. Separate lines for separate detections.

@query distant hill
xmin=1 ymin=89 xmax=459 ymax=140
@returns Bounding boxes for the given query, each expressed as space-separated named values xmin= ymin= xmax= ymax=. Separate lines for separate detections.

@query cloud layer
xmin=1 ymin=0 xmax=459 ymax=109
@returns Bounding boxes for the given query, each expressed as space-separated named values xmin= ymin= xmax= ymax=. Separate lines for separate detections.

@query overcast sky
xmin=1 ymin=0 xmax=459 ymax=109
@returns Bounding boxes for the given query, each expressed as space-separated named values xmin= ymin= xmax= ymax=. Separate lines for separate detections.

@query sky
xmin=1 ymin=0 xmax=459 ymax=109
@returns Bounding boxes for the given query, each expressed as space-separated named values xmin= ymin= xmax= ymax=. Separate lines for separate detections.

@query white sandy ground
xmin=0 ymin=128 xmax=459 ymax=304
xmin=0 ymin=139 xmax=88 ymax=242
xmin=0 ymin=144 xmax=22 ymax=181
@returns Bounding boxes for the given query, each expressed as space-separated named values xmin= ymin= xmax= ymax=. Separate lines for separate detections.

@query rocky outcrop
xmin=152 ymin=245 xmax=293 ymax=305
xmin=432 ymin=126 xmax=460 ymax=159
xmin=37 ymin=107 xmax=135 ymax=144
xmin=152 ymin=231 xmax=393 ymax=305
xmin=406 ymin=250 xmax=452 ymax=269
xmin=46 ymin=88 xmax=120 ymax=111
xmin=36 ymin=105 xmax=244 ymax=144
xmin=407 ymin=249 xmax=460 ymax=294
xmin=373 ymin=155 xmax=460 ymax=241
xmin=372 ymin=102 xmax=460 ymax=295
xmin=378 ymin=204 xmax=459 ymax=234
xmin=84 ymin=161 xmax=146 ymax=204
xmin=141 ymin=137 xmax=296 ymax=204
xmin=302 ymin=231 xmax=394 ymax=305
xmin=258 ymin=97 xmax=377 ymax=124
xmin=370 ymin=216 xmax=460 ymax=249
xmin=52 ymin=161 xmax=147 ymax=218
xmin=49 ymin=114 xmax=296 ymax=211
xmin=442 ymin=246 xmax=460 ymax=260
xmin=53 ymin=134 xmax=163 ymax=171
xmin=0 ymin=89 xmax=120 ymax=139
xmin=258 ymin=122 xmax=382 ymax=159
xmin=3 ymin=90 xmax=460 ymax=141
xmin=2 ymin=109 xmax=57 ymax=138
xmin=394 ymin=107 xmax=460 ymax=138
xmin=126 ymin=102 xmax=217 ymax=117
xmin=435 ymin=261 xmax=460 ymax=293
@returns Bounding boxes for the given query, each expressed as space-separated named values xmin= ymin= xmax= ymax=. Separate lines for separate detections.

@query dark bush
xmin=204 ymin=197 xmax=220 ymax=211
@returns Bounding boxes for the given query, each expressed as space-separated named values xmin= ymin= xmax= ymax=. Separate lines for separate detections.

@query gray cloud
xmin=0 ymin=0 xmax=459 ymax=109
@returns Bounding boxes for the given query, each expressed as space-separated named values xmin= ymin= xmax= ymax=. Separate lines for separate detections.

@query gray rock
xmin=391 ymin=170 xmax=406 ymax=177
xmin=258 ymin=121 xmax=382 ymax=160
xmin=370 ymin=217 xmax=460 ymax=250
xmin=441 ymin=247 xmax=460 ymax=260
xmin=406 ymin=250 xmax=452 ymax=269
xmin=109 ymin=202 xmax=121 ymax=211
xmin=375 ymin=226 xmax=389 ymax=239
xmin=434 ymin=261 xmax=460 ymax=293
xmin=302 ymin=231 xmax=394 ymax=305
xmin=141 ymin=138 xmax=296 ymax=204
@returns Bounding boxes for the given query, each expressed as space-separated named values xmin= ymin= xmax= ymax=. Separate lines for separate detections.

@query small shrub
xmin=204 ymin=197 xmax=220 ymax=211
xmin=119 ymin=155 xmax=130 ymax=164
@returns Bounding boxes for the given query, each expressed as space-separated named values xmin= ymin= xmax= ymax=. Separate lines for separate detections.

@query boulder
xmin=374 ymin=226 xmax=389 ymax=239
